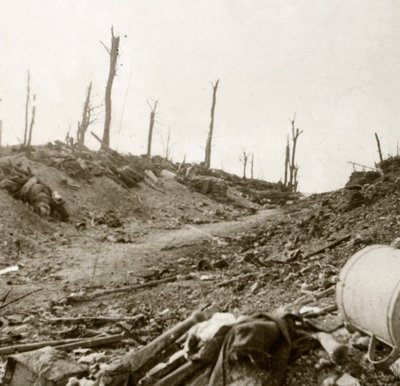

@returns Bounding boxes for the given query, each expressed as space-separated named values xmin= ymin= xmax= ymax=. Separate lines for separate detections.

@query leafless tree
xmin=146 ymin=101 xmax=158 ymax=157
xmin=250 ymin=153 xmax=254 ymax=179
xmin=293 ymin=165 xmax=299 ymax=192
xmin=160 ymin=127 xmax=172 ymax=160
xmin=23 ymin=70 xmax=30 ymax=145
xmin=288 ymin=113 xmax=303 ymax=191
xmin=374 ymin=132 xmax=384 ymax=164
xmin=204 ymin=79 xmax=219 ymax=168
xmin=77 ymin=82 xmax=94 ymax=147
xmin=283 ymin=136 xmax=290 ymax=187
xmin=27 ymin=94 xmax=36 ymax=147
xmin=240 ymin=150 xmax=250 ymax=179
xmin=101 ymin=27 xmax=120 ymax=150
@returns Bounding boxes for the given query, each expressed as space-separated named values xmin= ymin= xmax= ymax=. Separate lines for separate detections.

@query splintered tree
xmin=77 ymin=82 xmax=93 ymax=147
xmin=23 ymin=70 xmax=30 ymax=145
xmin=160 ymin=127 xmax=172 ymax=160
xmin=240 ymin=150 xmax=250 ymax=179
xmin=204 ymin=79 xmax=219 ymax=168
xmin=101 ymin=27 xmax=120 ymax=150
xmin=27 ymin=94 xmax=36 ymax=147
xmin=146 ymin=101 xmax=158 ymax=157
xmin=374 ymin=132 xmax=384 ymax=164
xmin=165 ymin=128 xmax=171 ymax=160
xmin=283 ymin=136 xmax=290 ymax=187
xmin=288 ymin=113 xmax=303 ymax=192
xmin=250 ymin=153 xmax=254 ymax=179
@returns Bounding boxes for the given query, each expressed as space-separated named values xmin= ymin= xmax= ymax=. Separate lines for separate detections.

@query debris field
xmin=0 ymin=145 xmax=400 ymax=385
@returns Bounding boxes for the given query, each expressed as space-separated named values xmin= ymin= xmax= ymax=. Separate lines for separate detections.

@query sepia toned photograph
xmin=0 ymin=1 xmax=399 ymax=385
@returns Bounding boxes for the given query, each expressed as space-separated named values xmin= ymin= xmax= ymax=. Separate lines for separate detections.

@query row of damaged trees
xmin=19 ymin=27 xmax=304 ymax=190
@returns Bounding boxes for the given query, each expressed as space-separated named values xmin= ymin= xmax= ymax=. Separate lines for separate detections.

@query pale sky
xmin=0 ymin=0 xmax=399 ymax=192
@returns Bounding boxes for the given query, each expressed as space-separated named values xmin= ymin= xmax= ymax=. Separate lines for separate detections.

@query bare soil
xmin=0 ymin=151 xmax=399 ymax=385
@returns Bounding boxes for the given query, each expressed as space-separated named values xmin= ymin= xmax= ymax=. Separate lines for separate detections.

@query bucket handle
xmin=367 ymin=334 xmax=398 ymax=365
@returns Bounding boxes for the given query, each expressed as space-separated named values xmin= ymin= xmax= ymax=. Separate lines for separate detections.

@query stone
xmin=321 ymin=376 xmax=336 ymax=386
xmin=336 ymin=373 xmax=360 ymax=386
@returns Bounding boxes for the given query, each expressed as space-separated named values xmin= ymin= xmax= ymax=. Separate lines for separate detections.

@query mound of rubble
xmin=177 ymin=163 xmax=298 ymax=206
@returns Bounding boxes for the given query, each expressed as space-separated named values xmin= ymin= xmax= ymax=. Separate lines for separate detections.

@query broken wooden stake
xmin=46 ymin=314 xmax=145 ymax=325
xmin=216 ymin=273 xmax=255 ymax=288
xmin=55 ymin=333 xmax=125 ymax=352
xmin=0 ymin=333 xmax=125 ymax=356
xmin=0 ymin=337 xmax=90 ymax=356
xmin=66 ymin=275 xmax=178 ymax=303
xmin=304 ymin=234 xmax=351 ymax=259
xmin=98 ymin=310 xmax=208 ymax=385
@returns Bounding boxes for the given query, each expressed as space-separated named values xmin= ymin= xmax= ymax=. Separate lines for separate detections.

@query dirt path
xmin=58 ymin=208 xmax=282 ymax=286
xmin=0 ymin=207 xmax=283 ymax=311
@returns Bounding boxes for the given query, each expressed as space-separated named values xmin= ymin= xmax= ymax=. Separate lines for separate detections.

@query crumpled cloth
xmin=188 ymin=311 xmax=316 ymax=386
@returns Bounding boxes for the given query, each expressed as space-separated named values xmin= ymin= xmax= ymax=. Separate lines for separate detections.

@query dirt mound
xmin=380 ymin=155 xmax=400 ymax=174
xmin=177 ymin=163 xmax=297 ymax=206
xmin=345 ymin=170 xmax=381 ymax=188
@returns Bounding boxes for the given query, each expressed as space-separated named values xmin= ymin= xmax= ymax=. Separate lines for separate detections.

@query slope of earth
xmin=2 ymin=148 xmax=399 ymax=385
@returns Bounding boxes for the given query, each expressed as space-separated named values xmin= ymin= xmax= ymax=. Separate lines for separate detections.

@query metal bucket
xmin=337 ymin=245 xmax=400 ymax=364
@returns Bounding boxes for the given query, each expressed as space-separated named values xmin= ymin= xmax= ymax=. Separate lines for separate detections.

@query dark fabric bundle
xmin=188 ymin=311 xmax=316 ymax=386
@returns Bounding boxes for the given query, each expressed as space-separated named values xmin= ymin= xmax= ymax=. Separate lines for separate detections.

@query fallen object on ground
xmin=335 ymin=373 xmax=361 ymax=386
xmin=337 ymin=244 xmax=400 ymax=364
xmin=96 ymin=310 xmax=208 ymax=385
xmin=66 ymin=275 xmax=180 ymax=303
xmin=95 ymin=308 xmax=321 ymax=386
xmin=184 ymin=312 xmax=237 ymax=356
xmin=0 ymin=265 xmax=18 ymax=276
xmin=304 ymin=234 xmax=351 ymax=259
xmin=0 ymin=333 xmax=125 ymax=356
xmin=0 ymin=160 xmax=69 ymax=220
xmin=2 ymin=346 xmax=87 ymax=386
xmin=311 ymin=332 xmax=348 ymax=364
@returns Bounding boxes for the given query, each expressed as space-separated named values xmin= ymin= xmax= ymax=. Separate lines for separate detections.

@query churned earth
xmin=1 ymin=147 xmax=400 ymax=385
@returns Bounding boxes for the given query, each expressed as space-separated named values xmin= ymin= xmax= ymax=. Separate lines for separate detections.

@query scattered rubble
xmin=1 ymin=148 xmax=400 ymax=385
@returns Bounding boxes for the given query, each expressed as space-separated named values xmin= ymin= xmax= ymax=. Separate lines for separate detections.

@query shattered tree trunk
xmin=293 ymin=165 xmax=299 ymax=192
xmin=204 ymin=79 xmax=219 ymax=168
xmin=27 ymin=94 xmax=36 ymax=147
xmin=23 ymin=70 xmax=30 ymax=146
xmin=165 ymin=128 xmax=171 ymax=160
xmin=240 ymin=151 xmax=249 ymax=179
xmin=77 ymin=82 xmax=92 ymax=147
xmin=288 ymin=114 xmax=303 ymax=191
xmin=284 ymin=137 xmax=290 ymax=187
xmin=374 ymin=132 xmax=384 ymax=165
xmin=147 ymin=101 xmax=158 ymax=157
xmin=102 ymin=28 xmax=120 ymax=150
xmin=250 ymin=154 xmax=254 ymax=179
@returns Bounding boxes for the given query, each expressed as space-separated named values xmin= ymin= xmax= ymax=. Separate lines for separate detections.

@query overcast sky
xmin=0 ymin=0 xmax=399 ymax=192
